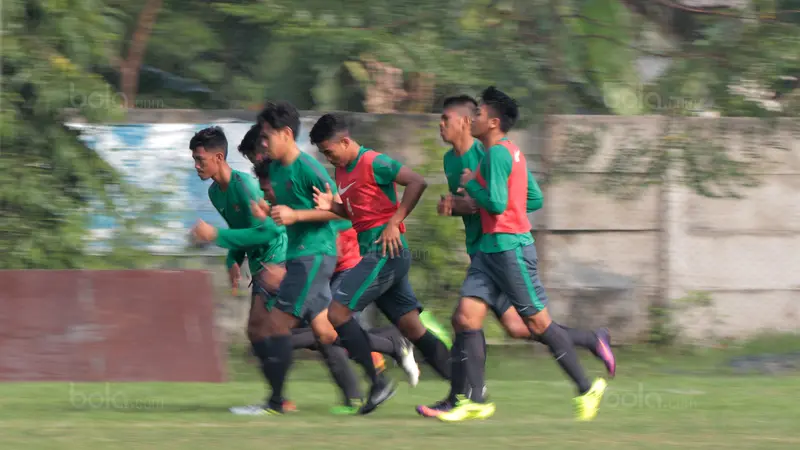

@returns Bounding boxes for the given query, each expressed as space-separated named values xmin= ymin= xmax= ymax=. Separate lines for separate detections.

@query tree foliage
xmin=1 ymin=0 xmax=164 ymax=269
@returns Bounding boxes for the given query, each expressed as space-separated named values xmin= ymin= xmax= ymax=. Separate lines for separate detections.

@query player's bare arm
xmin=313 ymin=183 xmax=349 ymax=218
xmin=374 ymin=166 xmax=427 ymax=257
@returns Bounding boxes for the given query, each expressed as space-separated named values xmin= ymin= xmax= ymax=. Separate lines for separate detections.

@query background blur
xmin=2 ymin=0 xmax=799 ymax=349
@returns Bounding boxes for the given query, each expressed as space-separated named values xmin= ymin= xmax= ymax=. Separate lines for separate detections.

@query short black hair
xmin=238 ymin=123 xmax=261 ymax=158
xmin=309 ymin=113 xmax=350 ymax=146
xmin=442 ymin=95 xmax=477 ymax=111
xmin=480 ymin=86 xmax=518 ymax=133
xmin=257 ymin=101 xmax=300 ymax=140
xmin=189 ymin=126 xmax=228 ymax=158
xmin=252 ymin=158 xmax=272 ymax=180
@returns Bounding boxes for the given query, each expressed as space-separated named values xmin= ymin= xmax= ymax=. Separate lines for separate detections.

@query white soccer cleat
xmin=229 ymin=404 xmax=271 ymax=415
xmin=399 ymin=341 xmax=420 ymax=387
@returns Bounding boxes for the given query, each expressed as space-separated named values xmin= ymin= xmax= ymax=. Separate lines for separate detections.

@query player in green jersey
xmin=253 ymin=101 xmax=402 ymax=415
xmin=188 ymin=126 xmax=300 ymax=414
xmin=416 ymin=95 xmax=616 ymax=418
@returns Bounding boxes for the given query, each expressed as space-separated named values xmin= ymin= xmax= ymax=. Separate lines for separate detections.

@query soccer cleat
xmin=229 ymin=404 xmax=283 ymax=416
xmin=415 ymin=399 xmax=453 ymax=418
xmin=372 ymin=352 xmax=386 ymax=372
xmin=594 ymin=328 xmax=616 ymax=378
xmin=330 ymin=398 xmax=364 ymax=416
xmin=420 ymin=311 xmax=452 ymax=349
xmin=574 ymin=378 xmax=607 ymax=421
xmin=359 ymin=375 xmax=397 ymax=415
xmin=436 ymin=395 xmax=496 ymax=422
xmin=396 ymin=339 xmax=420 ymax=387
xmin=282 ymin=400 xmax=297 ymax=412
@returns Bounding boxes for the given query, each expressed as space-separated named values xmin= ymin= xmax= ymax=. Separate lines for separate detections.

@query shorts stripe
xmin=295 ymin=255 xmax=324 ymax=316
xmin=348 ymin=258 xmax=387 ymax=310
xmin=514 ymin=246 xmax=544 ymax=311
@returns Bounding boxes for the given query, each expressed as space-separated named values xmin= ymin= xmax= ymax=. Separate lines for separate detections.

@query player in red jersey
xmin=241 ymin=127 xmax=420 ymax=379
xmin=310 ymin=113 xmax=453 ymax=414
xmin=432 ymin=87 xmax=607 ymax=423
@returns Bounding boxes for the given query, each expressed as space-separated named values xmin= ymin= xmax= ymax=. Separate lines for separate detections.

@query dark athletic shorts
xmin=297 ymin=267 xmax=359 ymax=328
xmin=460 ymin=244 xmax=548 ymax=318
xmin=332 ymin=250 xmax=423 ymax=325
xmin=270 ymin=255 xmax=336 ymax=323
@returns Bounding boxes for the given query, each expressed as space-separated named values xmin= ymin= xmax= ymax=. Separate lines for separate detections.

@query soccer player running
xmin=310 ymin=113 xmax=453 ymax=414
xmin=417 ymin=95 xmax=616 ymax=418
xmin=242 ymin=127 xmax=420 ymax=388
xmin=240 ymin=126 xmax=418 ymax=414
xmin=252 ymin=101 xmax=407 ymax=415
xmin=188 ymin=126 xmax=301 ymax=414
xmin=432 ymin=87 xmax=607 ymax=423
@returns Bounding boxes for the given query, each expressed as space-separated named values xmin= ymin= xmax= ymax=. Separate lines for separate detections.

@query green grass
xmin=1 ymin=344 xmax=799 ymax=450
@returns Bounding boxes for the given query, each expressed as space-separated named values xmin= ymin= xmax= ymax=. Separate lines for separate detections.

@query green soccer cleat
xmin=420 ymin=311 xmax=452 ymax=350
xmin=330 ymin=398 xmax=364 ymax=416
xmin=436 ymin=395 xmax=496 ymax=422
xmin=574 ymin=378 xmax=607 ymax=421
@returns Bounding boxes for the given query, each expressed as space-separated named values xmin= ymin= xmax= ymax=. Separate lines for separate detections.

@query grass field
xmin=2 ymin=337 xmax=799 ymax=450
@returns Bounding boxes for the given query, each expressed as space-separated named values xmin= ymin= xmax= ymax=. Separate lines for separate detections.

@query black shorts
xmin=460 ymin=244 xmax=549 ymax=318
xmin=270 ymin=255 xmax=336 ymax=323
xmin=332 ymin=251 xmax=422 ymax=325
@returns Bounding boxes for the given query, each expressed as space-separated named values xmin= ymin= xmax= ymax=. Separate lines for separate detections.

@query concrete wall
xmin=78 ymin=110 xmax=800 ymax=344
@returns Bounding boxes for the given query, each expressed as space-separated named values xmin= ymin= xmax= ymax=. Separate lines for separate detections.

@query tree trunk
xmin=120 ymin=0 xmax=164 ymax=109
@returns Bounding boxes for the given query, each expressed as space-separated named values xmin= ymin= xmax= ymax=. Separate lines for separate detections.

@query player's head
xmin=238 ymin=123 xmax=267 ymax=165
xmin=189 ymin=126 xmax=228 ymax=180
xmin=309 ymin=113 xmax=357 ymax=167
xmin=440 ymin=95 xmax=478 ymax=144
xmin=471 ymin=86 xmax=519 ymax=139
xmin=252 ymin=158 xmax=277 ymax=204
xmin=257 ymin=101 xmax=300 ymax=161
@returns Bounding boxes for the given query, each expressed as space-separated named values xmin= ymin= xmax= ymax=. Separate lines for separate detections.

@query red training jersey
xmin=334 ymin=150 xmax=406 ymax=234
xmin=475 ymin=140 xmax=531 ymax=234
xmin=335 ymin=227 xmax=362 ymax=273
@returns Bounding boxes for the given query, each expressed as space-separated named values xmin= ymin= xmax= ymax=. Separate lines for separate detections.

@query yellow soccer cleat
xmin=437 ymin=395 xmax=496 ymax=422
xmin=574 ymin=378 xmax=607 ymax=421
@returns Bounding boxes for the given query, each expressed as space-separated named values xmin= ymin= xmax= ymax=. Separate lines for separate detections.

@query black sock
xmin=411 ymin=331 xmax=451 ymax=380
xmin=537 ymin=323 xmax=591 ymax=395
xmin=529 ymin=323 xmax=599 ymax=357
xmin=250 ymin=339 xmax=272 ymax=395
xmin=446 ymin=332 xmax=467 ymax=403
xmin=262 ymin=335 xmax=293 ymax=409
xmin=335 ymin=318 xmax=378 ymax=383
xmin=366 ymin=332 xmax=399 ymax=360
xmin=561 ymin=326 xmax=599 ymax=356
xmin=290 ymin=328 xmax=317 ymax=350
xmin=318 ymin=342 xmax=363 ymax=402
xmin=461 ymin=330 xmax=486 ymax=403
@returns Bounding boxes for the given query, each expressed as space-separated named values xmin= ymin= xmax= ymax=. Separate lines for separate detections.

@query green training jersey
xmin=208 ymin=170 xmax=287 ymax=274
xmin=268 ymin=152 xmax=338 ymax=259
xmin=445 ymin=139 xmax=544 ymax=255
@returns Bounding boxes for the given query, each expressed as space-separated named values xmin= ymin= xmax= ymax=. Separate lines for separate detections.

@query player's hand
xmin=250 ymin=198 xmax=270 ymax=221
xmin=459 ymin=168 xmax=476 ymax=187
xmin=312 ymin=183 xmax=335 ymax=211
xmin=191 ymin=219 xmax=218 ymax=243
xmin=229 ymin=263 xmax=241 ymax=295
xmin=438 ymin=194 xmax=453 ymax=216
xmin=271 ymin=205 xmax=298 ymax=226
xmin=375 ymin=220 xmax=403 ymax=258
xmin=453 ymin=194 xmax=478 ymax=215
